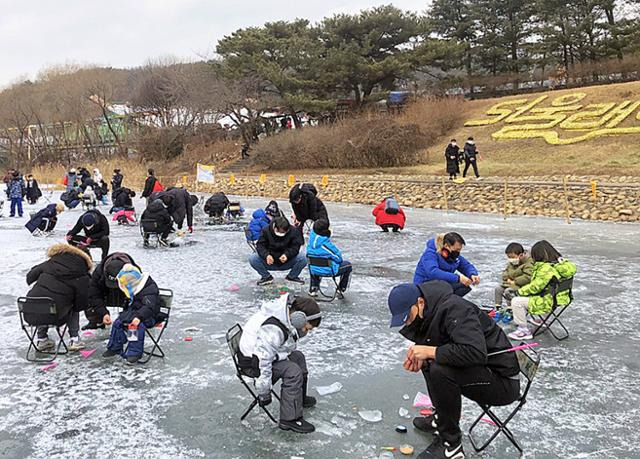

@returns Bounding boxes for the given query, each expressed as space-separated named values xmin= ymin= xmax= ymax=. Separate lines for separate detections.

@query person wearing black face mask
xmin=388 ymin=281 xmax=520 ymax=459
xmin=413 ymin=232 xmax=480 ymax=297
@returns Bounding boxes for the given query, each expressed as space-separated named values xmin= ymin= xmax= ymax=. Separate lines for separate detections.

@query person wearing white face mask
xmin=250 ymin=216 xmax=307 ymax=285
xmin=494 ymin=242 xmax=533 ymax=309
xmin=445 ymin=139 xmax=461 ymax=180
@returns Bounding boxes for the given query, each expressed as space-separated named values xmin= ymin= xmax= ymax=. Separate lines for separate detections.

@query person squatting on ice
xmin=388 ymin=281 xmax=520 ymax=459
xmin=251 ymin=216 xmax=307 ymax=285
xmin=26 ymin=244 xmax=92 ymax=352
xmin=25 ymin=202 xmax=64 ymax=235
xmin=306 ymin=219 xmax=352 ymax=297
xmin=204 ymin=192 xmax=230 ymax=218
xmin=83 ymin=252 xmax=139 ymax=330
xmin=102 ymin=264 xmax=160 ymax=364
xmin=372 ymin=196 xmax=406 ymax=232
xmin=413 ymin=232 xmax=480 ymax=297
xmin=140 ymin=199 xmax=174 ymax=246
xmin=66 ymin=209 xmax=111 ymax=260
xmin=507 ymin=240 xmax=577 ymax=341
xmin=238 ymin=294 xmax=322 ymax=433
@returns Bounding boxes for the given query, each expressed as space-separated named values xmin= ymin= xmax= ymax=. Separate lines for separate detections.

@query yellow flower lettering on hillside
xmin=465 ymin=93 xmax=640 ymax=145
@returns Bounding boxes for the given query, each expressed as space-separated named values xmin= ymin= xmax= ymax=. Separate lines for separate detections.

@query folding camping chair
xmin=226 ymin=202 xmax=243 ymax=220
xmin=226 ymin=324 xmax=280 ymax=423
xmin=244 ymin=226 xmax=257 ymax=253
xmin=140 ymin=219 xmax=162 ymax=247
xmin=532 ymin=277 xmax=574 ymax=341
xmin=468 ymin=344 xmax=541 ymax=455
xmin=81 ymin=194 xmax=97 ymax=211
xmin=17 ymin=296 xmax=69 ymax=362
xmin=307 ymin=256 xmax=344 ymax=302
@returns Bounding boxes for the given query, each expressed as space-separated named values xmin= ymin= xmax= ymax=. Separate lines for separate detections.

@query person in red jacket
xmin=372 ymin=197 xmax=406 ymax=232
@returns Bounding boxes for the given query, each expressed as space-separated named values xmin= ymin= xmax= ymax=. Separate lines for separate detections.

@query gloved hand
xmin=188 ymin=226 xmax=193 ymax=233
xmin=85 ymin=237 xmax=93 ymax=245
xmin=258 ymin=393 xmax=272 ymax=407
xmin=65 ymin=235 xmax=72 ymax=242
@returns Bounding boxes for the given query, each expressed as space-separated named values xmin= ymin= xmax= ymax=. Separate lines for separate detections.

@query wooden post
xmin=591 ymin=180 xmax=597 ymax=200
xmin=503 ymin=178 xmax=508 ymax=220
xmin=441 ymin=178 xmax=449 ymax=212
xmin=562 ymin=176 xmax=572 ymax=224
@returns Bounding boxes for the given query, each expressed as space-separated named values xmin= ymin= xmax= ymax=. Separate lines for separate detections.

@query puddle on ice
xmin=0 ymin=194 xmax=639 ymax=458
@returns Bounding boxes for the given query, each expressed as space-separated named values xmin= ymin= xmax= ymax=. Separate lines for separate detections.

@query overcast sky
xmin=0 ymin=0 xmax=427 ymax=88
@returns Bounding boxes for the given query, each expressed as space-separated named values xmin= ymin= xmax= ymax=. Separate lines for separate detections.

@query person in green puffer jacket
xmin=494 ymin=242 xmax=534 ymax=308
xmin=508 ymin=240 xmax=577 ymax=341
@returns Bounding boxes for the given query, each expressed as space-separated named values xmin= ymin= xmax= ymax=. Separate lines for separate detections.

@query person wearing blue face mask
xmin=413 ymin=232 xmax=480 ymax=297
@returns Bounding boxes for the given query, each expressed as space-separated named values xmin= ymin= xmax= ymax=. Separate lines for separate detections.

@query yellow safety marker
xmin=288 ymin=175 xmax=295 ymax=187
xmin=230 ymin=174 xmax=236 ymax=185
xmin=259 ymin=174 xmax=267 ymax=184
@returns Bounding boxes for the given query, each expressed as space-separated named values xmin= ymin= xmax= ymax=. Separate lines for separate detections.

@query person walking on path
xmin=462 ymin=137 xmax=481 ymax=180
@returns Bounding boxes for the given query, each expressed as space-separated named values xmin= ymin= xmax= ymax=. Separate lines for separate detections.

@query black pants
xmin=380 ymin=224 xmax=401 ymax=232
xmin=144 ymin=225 xmax=171 ymax=240
xmin=310 ymin=262 xmax=353 ymax=291
xmin=450 ymin=282 xmax=471 ymax=297
xmin=422 ymin=362 xmax=520 ymax=444
xmin=69 ymin=235 xmax=110 ymax=260
xmin=463 ymin=158 xmax=479 ymax=178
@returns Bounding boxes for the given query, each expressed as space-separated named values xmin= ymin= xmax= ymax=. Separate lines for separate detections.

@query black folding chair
xmin=468 ymin=344 xmax=541 ymax=455
xmin=532 ymin=277 xmax=574 ymax=341
xmin=17 ymin=297 xmax=69 ymax=362
xmin=307 ymin=256 xmax=344 ymax=302
xmin=226 ymin=324 xmax=280 ymax=423
xmin=140 ymin=219 xmax=162 ymax=247
xmin=244 ymin=226 xmax=257 ymax=253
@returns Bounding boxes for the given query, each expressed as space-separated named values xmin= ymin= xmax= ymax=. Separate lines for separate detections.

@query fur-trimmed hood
xmin=47 ymin=243 xmax=93 ymax=269
xmin=434 ymin=233 xmax=445 ymax=251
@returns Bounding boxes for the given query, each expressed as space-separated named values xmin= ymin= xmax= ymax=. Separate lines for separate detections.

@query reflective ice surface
xmin=0 ymin=194 xmax=638 ymax=458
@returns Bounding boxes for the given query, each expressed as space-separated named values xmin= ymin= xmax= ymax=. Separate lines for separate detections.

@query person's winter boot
xmin=278 ymin=418 xmax=315 ymax=433
xmin=413 ymin=412 xmax=438 ymax=434
xmin=102 ymin=349 xmax=119 ymax=358
xmin=417 ymin=436 xmax=464 ymax=459
xmin=126 ymin=355 xmax=141 ymax=364
xmin=256 ymin=276 xmax=274 ymax=286
xmin=36 ymin=337 xmax=55 ymax=352
xmin=68 ymin=337 xmax=85 ymax=352
xmin=308 ymin=287 xmax=318 ymax=297
xmin=302 ymin=376 xmax=316 ymax=408
xmin=285 ymin=276 xmax=305 ymax=284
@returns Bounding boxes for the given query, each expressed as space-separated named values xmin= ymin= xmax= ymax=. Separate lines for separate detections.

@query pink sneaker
xmin=508 ymin=327 xmax=533 ymax=340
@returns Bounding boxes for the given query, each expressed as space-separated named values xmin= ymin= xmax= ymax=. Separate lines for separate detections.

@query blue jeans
xmin=249 ymin=253 xmax=307 ymax=279
xmin=310 ymin=261 xmax=353 ymax=290
xmin=10 ymin=198 xmax=23 ymax=216
xmin=107 ymin=317 xmax=154 ymax=357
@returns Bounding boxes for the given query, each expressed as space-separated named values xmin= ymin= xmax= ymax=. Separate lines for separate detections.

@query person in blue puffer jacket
xmin=306 ymin=219 xmax=352 ymax=297
xmin=413 ymin=232 xmax=480 ymax=297
xmin=247 ymin=209 xmax=270 ymax=242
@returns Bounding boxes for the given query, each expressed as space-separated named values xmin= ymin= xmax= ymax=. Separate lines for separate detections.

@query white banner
xmin=196 ymin=163 xmax=215 ymax=183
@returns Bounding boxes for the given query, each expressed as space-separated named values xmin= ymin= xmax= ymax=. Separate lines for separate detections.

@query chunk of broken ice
xmin=315 ymin=382 xmax=343 ymax=396
xmin=358 ymin=410 xmax=383 ymax=423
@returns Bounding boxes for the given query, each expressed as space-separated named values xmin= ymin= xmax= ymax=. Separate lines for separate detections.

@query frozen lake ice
xmin=0 ymin=193 xmax=638 ymax=459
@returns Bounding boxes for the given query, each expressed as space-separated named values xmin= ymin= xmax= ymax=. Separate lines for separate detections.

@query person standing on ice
xmin=413 ymin=232 xmax=480 ymax=297
xmin=238 ymin=294 xmax=322 ymax=433
xmin=288 ymin=183 xmax=328 ymax=233
xmin=388 ymin=281 xmax=520 ymax=459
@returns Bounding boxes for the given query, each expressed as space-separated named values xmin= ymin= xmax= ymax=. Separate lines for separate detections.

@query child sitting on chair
xmin=102 ymin=264 xmax=160 ymax=364
xmin=508 ymin=240 xmax=577 ymax=341
xmin=306 ymin=219 xmax=352 ymax=298
xmin=494 ymin=242 xmax=533 ymax=309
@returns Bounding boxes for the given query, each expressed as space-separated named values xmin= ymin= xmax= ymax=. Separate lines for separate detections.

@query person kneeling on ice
xmin=140 ymin=199 xmax=174 ymax=246
xmin=25 ymin=202 xmax=64 ymax=235
xmin=494 ymin=242 xmax=533 ymax=310
xmin=110 ymin=187 xmax=137 ymax=224
xmin=83 ymin=252 xmax=139 ymax=330
xmin=306 ymin=219 xmax=352 ymax=297
xmin=372 ymin=196 xmax=406 ymax=232
xmin=388 ymin=281 xmax=520 ymax=459
xmin=26 ymin=243 xmax=92 ymax=352
xmin=238 ymin=294 xmax=322 ymax=433
xmin=102 ymin=264 xmax=160 ymax=364
xmin=251 ymin=216 xmax=306 ymax=285
xmin=60 ymin=188 xmax=81 ymax=209
xmin=414 ymin=232 xmax=480 ymax=297
xmin=66 ymin=209 xmax=110 ymax=260
xmin=508 ymin=240 xmax=577 ymax=341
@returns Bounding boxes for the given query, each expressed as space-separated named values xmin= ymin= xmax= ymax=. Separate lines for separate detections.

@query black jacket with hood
xmin=288 ymin=183 xmax=328 ymax=224
xmin=25 ymin=244 xmax=92 ymax=324
xmin=86 ymin=252 xmax=139 ymax=322
xmin=256 ymin=221 xmax=304 ymax=265
xmin=152 ymin=187 xmax=193 ymax=228
xmin=142 ymin=175 xmax=157 ymax=198
xmin=67 ymin=209 xmax=110 ymax=240
xmin=463 ymin=140 xmax=477 ymax=160
xmin=407 ymin=280 xmax=519 ymax=378
xmin=204 ymin=192 xmax=230 ymax=214
xmin=141 ymin=199 xmax=173 ymax=229
xmin=110 ymin=187 xmax=134 ymax=211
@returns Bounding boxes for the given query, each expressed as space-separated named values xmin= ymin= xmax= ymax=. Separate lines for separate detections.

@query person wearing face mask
xmin=251 ymin=216 xmax=307 ymax=285
xmin=413 ymin=232 xmax=480 ymax=297
xmin=238 ymin=294 xmax=322 ymax=433
xmin=444 ymin=139 xmax=460 ymax=180
xmin=388 ymin=281 xmax=520 ymax=459
xmin=66 ymin=209 xmax=110 ymax=260
xmin=494 ymin=242 xmax=533 ymax=309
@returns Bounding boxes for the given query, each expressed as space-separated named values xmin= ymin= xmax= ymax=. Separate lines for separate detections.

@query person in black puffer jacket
xmin=110 ymin=187 xmax=136 ymax=212
xmin=25 ymin=243 xmax=92 ymax=352
xmin=445 ymin=139 xmax=461 ymax=180
xmin=111 ymin=169 xmax=123 ymax=193
xmin=140 ymin=199 xmax=173 ymax=245
xmin=66 ymin=209 xmax=111 ymax=260
xmin=462 ymin=136 xmax=480 ymax=179
xmin=103 ymin=263 xmax=160 ymax=364
xmin=250 ymin=216 xmax=307 ymax=285
xmin=288 ymin=183 xmax=328 ymax=231
xmin=25 ymin=202 xmax=64 ymax=234
xmin=151 ymin=185 xmax=194 ymax=232
xmin=83 ymin=252 xmax=140 ymax=330
xmin=388 ymin=280 xmax=520 ymax=459
xmin=204 ymin=192 xmax=230 ymax=218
